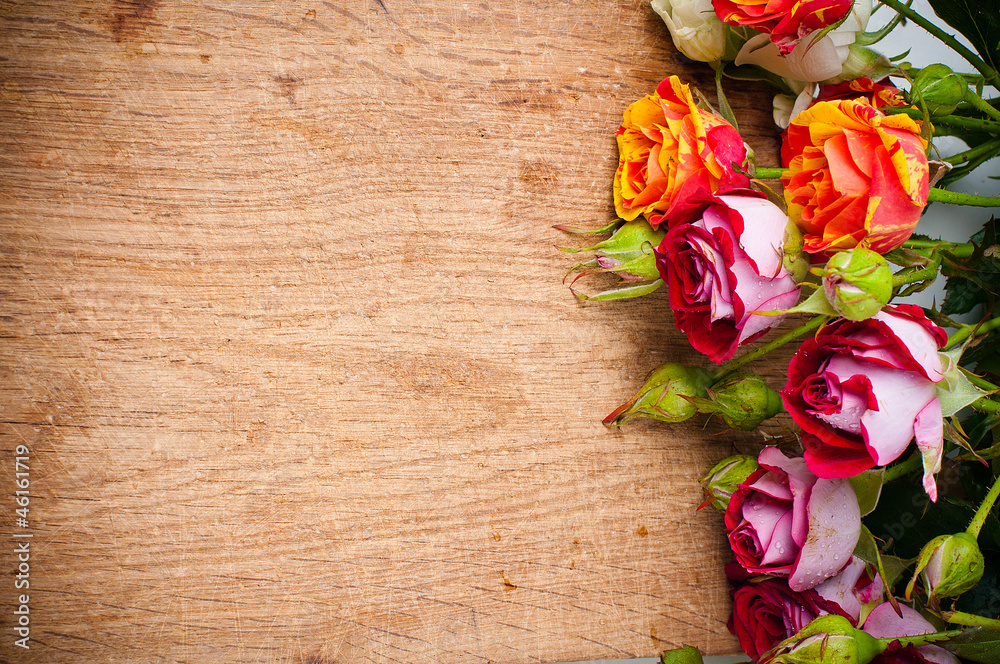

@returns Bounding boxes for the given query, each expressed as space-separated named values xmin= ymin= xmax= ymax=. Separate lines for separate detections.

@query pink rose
xmin=656 ymin=191 xmax=801 ymax=363
xmin=725 ymin=447 xmax=861 ymax=590
xmin=864 ymin=603 xmax=959 ymax=664
xmin=781 ymin=305 xmax=947 ymax=499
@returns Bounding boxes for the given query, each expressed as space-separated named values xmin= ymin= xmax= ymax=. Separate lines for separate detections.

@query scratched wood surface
xmin=0 ymin=1 xmax=783 ymax=662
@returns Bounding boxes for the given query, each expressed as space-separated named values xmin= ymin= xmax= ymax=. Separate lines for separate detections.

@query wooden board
xmin=0 ymin=1 xmax=783 ymax=662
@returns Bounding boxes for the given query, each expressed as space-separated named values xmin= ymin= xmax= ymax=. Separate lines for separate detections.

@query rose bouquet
xmin=561 ymin=1 xmax=1000 ymax=663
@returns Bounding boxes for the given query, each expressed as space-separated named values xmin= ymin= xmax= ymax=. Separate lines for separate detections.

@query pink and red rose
xmin=728 ymin=557 xmax=881 ymax=660
xmin=656 ymin=191 xmax=801 ymax=363
xmin=614 ymin=76 xmax=750 ymax=228
xmin=781 ymin=305 xmax=947 ymax=499
xmin=725 ymin=447 xmax=861 ymax=591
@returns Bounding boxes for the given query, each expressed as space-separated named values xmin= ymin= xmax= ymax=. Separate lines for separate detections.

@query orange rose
xmin=614 ymin=76 xmax=749 ymax=228
xmin=781 ymin=99 xmax=929 ymax=255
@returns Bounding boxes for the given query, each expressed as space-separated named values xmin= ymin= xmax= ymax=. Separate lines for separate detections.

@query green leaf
xmin=849 ymin=469 xmax=886 ymax=517
xmin=942 ymin=276 xmax=987 ymax=316
xmin=941 ymin=217 xmax=1000 ymax=315
xmin=925 ymin=0 xmax=1000 ymax=75
xmin=780 ymin=287 xmax=839 ymax=317
xmin=940 ymin=627 xmax=1000 ymax=664
xmin=853 ymin=525 xmax=906 ymax=611
xmin=660 ymin=645 xmax=704 ymax=664
xmin=571 ymin=279 xmax=663 ymax=301
xmin=714 ymin=67 xmax=739 ymax=132
xmin=938 ymin=347 xmax=991 ymax=416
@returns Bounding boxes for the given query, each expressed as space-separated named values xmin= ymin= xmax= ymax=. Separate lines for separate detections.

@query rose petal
xmin=759 ymin=448 xmax=815 ymax=547
xmin=915 ymin=397 xmax=944 ymax=502
xmin=788 ymin=477 xmax=860 ymax=591
xmin=761 ymin=510 xmax=798 ymax=566
xmin=864 ymin=604 xmax=961 ymax=664
xmin=874 ymin=308 xmax=945 ymax=380
xmin=813 ymin=556 xmax=866 ymax=622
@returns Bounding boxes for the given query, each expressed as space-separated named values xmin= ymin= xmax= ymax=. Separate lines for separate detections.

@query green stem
xmin=967 ymin=472 xmax=1000 ymax=539
xmin=966 ymin=89 xmax=1000 ymax=123
xmin=884 ymin=454 xmax=922 ymax=482
xmin=714 ymin=316 xmax=827 ymax=379
xmin=876 ymin=0 xmax=1000 ymax=87
xmin=755 ymin=167 xmax=786 ymax=180
xmin=943 ymin=611 xmax=1000 ymax=630
xmin=901 ymin=239 xmax=975 ymax=258
xmin=963 ymin=369 xmax=999 ymax=392
xmin=875 ymin=630 xmax=966 ymax=650
xmin=886 ymin=107 xmax=1000 ymax=134
xmin=944 ymin=316 xmax=1000 ymax=350
xmin=971 ymin=396 xmax=1000 ymax=414
xmin=927 ymin=188 xmax=1000 ymax=207
xmin=944 ymin=137 xmax=1000 ymax=167
xmin=892 ymin=257 xmax=941 ymax=288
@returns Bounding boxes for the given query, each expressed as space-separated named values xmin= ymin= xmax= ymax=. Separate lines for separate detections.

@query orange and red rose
xmin=614 ymin=76 xmax=750 ymax=228
xmin=713 ymin=0 xmax=854 ymax=53
xmin=781 ymin=98 xmax=929 ymax=256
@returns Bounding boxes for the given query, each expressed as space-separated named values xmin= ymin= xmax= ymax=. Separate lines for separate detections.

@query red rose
xmin=656 ymin=191 xmax=800 ymax=363
xmin=729 ymin=577 xmax=851 ymax=661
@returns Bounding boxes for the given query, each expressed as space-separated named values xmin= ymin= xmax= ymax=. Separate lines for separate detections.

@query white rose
xmin=773 ymin=84 xmax=816 ymax=129
xmin=651 ymin=0 xmax=729 ymax=63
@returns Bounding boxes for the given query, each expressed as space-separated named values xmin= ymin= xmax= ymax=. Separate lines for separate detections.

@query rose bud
xmin=651 ymin=0 xmax=731 ymax=63
xmin=726 ymin=447 xmax=861 ymax=590
xmin=690 ymin=372 xmax=784 ymax=430
xmin=863 ymin=603 xmax=959 ymax=664
xmin=563 ymin=218 xmax=666 ymax=282
xmin=761 ymin=615 xmax=882 ymax=664
xmin=905 ymin=532 xmax=985 ymax=606
xmin=656 ymin=191 xmax=802 ymax=363
xmin=911 ymin=64 xmax=967 ymax=118
xmin=615 ymin=76 xmax=750 ymax=228
xmin=781 ymin=305 xmax=947 ymax=499
xmin=699 ymin=454 xmax=758 ymax=512
xmin=820 ymin=247 xmax=893 ymax=321
xmin=603 ymin=361 xmax=715 ymax=427
xmin=782 ymin=99 xmax=929 ymax=256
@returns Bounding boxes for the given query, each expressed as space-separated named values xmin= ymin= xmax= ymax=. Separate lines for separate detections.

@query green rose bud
xmin=762 ymin=615 xmax=883 ymax=664
xmin=911 ymin=64 xmax=967 ymax=117
xmin=905 ymin=532 xmax=984 ymax=605
xmin=698 ymin=454 xmax=758 ymax=512
xmin=687 ymin=372 xmax=783 ymax=430
xmin=567 ymin=219 xmax=666 ymax=281
xmin=820 ymin=247 xmax=893 ymax=321
xmin=603 ymin=362 xmax=715 ymax=427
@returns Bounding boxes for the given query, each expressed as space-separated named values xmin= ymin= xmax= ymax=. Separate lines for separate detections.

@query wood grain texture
xmin=0 ymin=1 xmax=783 ymax=662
